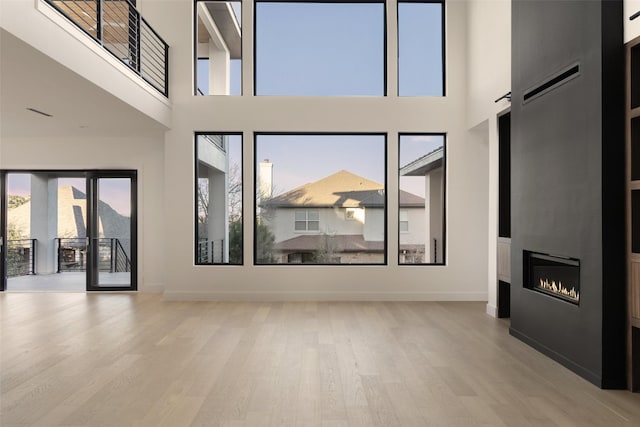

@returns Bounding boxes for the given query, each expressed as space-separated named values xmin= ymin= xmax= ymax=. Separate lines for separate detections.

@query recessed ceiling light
xmin=26 ymin=107 xmax=53 ymax=117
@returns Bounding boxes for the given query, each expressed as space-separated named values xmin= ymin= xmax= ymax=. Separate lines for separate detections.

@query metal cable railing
xmin=197 ymin=239 xmax=224 ymax=264
xmin=7 ymin=239 xmax=37 ymax=277
xmin=47 ymin=0 xmax=169 ymax=96
xmin=57 ymin=237 xmax=131 ymax=272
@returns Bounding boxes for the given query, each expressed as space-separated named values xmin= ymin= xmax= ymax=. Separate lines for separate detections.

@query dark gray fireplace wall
xmin=510 ymin=0 xmax=625 ymax=387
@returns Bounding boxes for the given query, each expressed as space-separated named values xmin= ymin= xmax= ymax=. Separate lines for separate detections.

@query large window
xmin=255 ymin=1 xmax=385 ymax=96
xmin=195 ymin=1 xmax=242 ymax=95
xmin=398 ymin=1 xmax=444 ymax=96
xmin=195 ymin=133 xmax=243 ymax=264
xmin=399 ymin=134 xmax=445 ymax=264
xmin=255 ymin=134 xmax=386 ymax=264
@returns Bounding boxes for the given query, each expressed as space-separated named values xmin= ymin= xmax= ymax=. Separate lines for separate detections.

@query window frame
xmin=399 ymin=209 xmax=409 ymax=232
xmin=398 ymin=132 xmax=446 ymax=266
xmin=253 ymin=131 xmax=388 ymax=266
xmin=194 ymin=132 xmax=244 ymax=265
xmin=294 ymin=209 xmax=320 ymax=232
xmin=397 ymin=0 xmax=446 ymax=97
xmin=253 ymin=0 xmax=388 ymax=97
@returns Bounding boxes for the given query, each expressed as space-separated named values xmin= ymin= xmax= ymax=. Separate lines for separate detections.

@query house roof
xmin=262 ymin=170 xmax=424 ymax=208
xmin=274 ymin=234 xmax=385 ymax=252
xmin=400 ymin=147 xmax=444 ymax=176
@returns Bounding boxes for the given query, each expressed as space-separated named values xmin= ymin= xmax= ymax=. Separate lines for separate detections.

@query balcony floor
xmin=6 ymin=272 xmax=130 ymax=291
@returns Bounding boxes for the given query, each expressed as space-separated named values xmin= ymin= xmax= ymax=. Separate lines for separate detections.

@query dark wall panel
xmin=510 ymin=0 xmax=624 ymax=388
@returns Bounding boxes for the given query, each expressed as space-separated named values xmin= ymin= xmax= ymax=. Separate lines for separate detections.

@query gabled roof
xmin=400 ymin=147 xmax=444 ymax=177
xmin=273 ymin=234 xmax=384 ymax=252
xmin=262 ymin=170 xmax=424 ymax=208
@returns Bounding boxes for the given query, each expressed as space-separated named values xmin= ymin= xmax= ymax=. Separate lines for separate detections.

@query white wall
xmin=466 ymin=0 xmax=511 ymax=316
xmin=363 ymin=208 xmax=385 ymax=242
xmin=0 ymin=0 xmax=503 ymax=301
xmin=142 ymin=0 xmax=489 ymax=300
xmin=400 ymin=208 xmax=427 ymax=246
xmin=0 ymin=0 xmax=171 ymax=127
xmin=269 ymin=207 xmax=369 ymax=243
xmin=625 ymin=0 xmax=640 ymax=43
xmin=0 ymin=135 xmax=166 ymax=293
xmin=466 ymin=0 xmax=511 ymax=129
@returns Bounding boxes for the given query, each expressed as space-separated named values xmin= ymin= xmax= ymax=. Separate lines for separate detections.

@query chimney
xmin=258 ymin=159 xmax=273 ymax=199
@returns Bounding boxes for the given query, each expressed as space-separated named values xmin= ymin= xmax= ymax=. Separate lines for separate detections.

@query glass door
xmin=86 ymin=172 xmax=137 ymax=290
xmin=0 ymin=172 xmax=5 ymax=292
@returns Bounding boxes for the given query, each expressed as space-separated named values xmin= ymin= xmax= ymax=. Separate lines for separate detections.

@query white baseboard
xmin=141 ymin=283 xmax=164 ymax=293
xmin=163 ymin=290 xmax=488 ymax=302
xmin=486 ymin=303 xmax=498 ymax=318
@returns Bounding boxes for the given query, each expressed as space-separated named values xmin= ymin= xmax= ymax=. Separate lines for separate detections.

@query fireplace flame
xmin=538 ymin=278 xmax=579 ymax=302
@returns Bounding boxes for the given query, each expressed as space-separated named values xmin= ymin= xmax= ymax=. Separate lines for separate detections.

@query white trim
xmin=486 ymin=303 xmax=498 ymax=318
xmin=163 ymin=290 xmax=488 ymax=302
xmin=141 ymin=282 xmax=165 ymax=293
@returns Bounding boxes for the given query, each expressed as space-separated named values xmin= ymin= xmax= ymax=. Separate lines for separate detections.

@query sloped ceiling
xmin=0 ymin=29 xmax=166 ymax=139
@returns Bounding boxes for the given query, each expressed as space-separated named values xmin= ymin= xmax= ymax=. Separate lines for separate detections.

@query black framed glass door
xmin=86 ymin=172 xmax=137 ymax=291
xmin=1 ymin=172 xmax=6 ymax=292
xmin=0 ymin=170 xmax=136 ymax=292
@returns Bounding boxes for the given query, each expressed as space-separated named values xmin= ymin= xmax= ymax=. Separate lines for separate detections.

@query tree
xmin=255 ymin=222 xmax=276 ymax=263
xmin=197 ymin=162 xmax=242 ymax=229
xmin=6 ymin=223 xmax=28 ymax=276
xmin=228 ymin=219 xmax=242 ymax=264
xmin=8 ymin=194 xmax=29 ymax=209
xmin=314 ymin=234 xmax=340 ymax=264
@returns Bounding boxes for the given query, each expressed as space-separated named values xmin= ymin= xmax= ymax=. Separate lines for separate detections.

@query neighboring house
xmin=260 ymin=170 xmax=425 ymax=264
xmin=400 ymin=146 xmax=444 ymax=264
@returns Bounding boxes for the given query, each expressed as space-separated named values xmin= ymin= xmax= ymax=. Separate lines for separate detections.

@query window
xmin=195 ymin=133 xmax=243 ymax=264
xmin=255 ymin=1 xmax=385 ymax=96
xmin=399 ymin=209 xmax=409 ymax=232
xmin=255 ymin=134 xmax=386 ymax=264
xmin=398 ymin=1 xmax=444 ymax=96
xmin=195 ymin=1 xmax=242 ymax=95
xmin=399 ymin=134 xmax=445 ymax=264
xmin=294 ymin=209 xmax=320 ymax=231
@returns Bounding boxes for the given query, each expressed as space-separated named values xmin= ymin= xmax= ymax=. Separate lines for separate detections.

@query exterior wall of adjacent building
xmin=266 ymin=207 xmax=377 ymax=243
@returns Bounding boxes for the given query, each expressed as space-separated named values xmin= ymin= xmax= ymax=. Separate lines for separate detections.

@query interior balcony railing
xmin=7 ymin=239 xmax=37 ymax=277
xmin=45 ymin=0 xmax=169 ymax=97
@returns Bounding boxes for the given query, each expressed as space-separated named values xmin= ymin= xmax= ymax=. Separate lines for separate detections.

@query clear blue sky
xmin=256 ymin=134 xmax=386 ymax=194
xmin=255 ymin=2 xmax=385 ymax=96
xmin=398 ymin=2 xmax=444 ymax=96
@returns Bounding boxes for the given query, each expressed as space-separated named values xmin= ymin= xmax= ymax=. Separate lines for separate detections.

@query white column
xmin=209 ymin=43 xmax=230 ymax=95
xmin=429 ymin=168 xmax=444 ymax=263
xmin=208 ymin=170 xmax=228 ymax=263
xmin=30 ymin=174 xmax=58 ymax=274
xmin=487 ymin=116 xmax=500 ymax=317
xmin=424 ymin=173 xmax=432 ymax=263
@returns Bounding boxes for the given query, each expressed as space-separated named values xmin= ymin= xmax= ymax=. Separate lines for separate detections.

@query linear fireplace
xmin=524 ymin=251 xmax=580 ymax=305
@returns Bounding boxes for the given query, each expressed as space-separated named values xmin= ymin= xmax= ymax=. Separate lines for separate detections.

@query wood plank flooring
xmin=1 ymin=293 xmax=640 ymax=426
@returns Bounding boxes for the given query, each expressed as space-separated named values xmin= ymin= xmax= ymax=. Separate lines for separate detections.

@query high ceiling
xmin=0 ymin=29 xmax=167 ymax=139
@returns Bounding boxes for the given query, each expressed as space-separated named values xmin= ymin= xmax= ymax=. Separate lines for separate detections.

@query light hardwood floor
xmin=1 ymin=293 xmax=640 ymax=426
